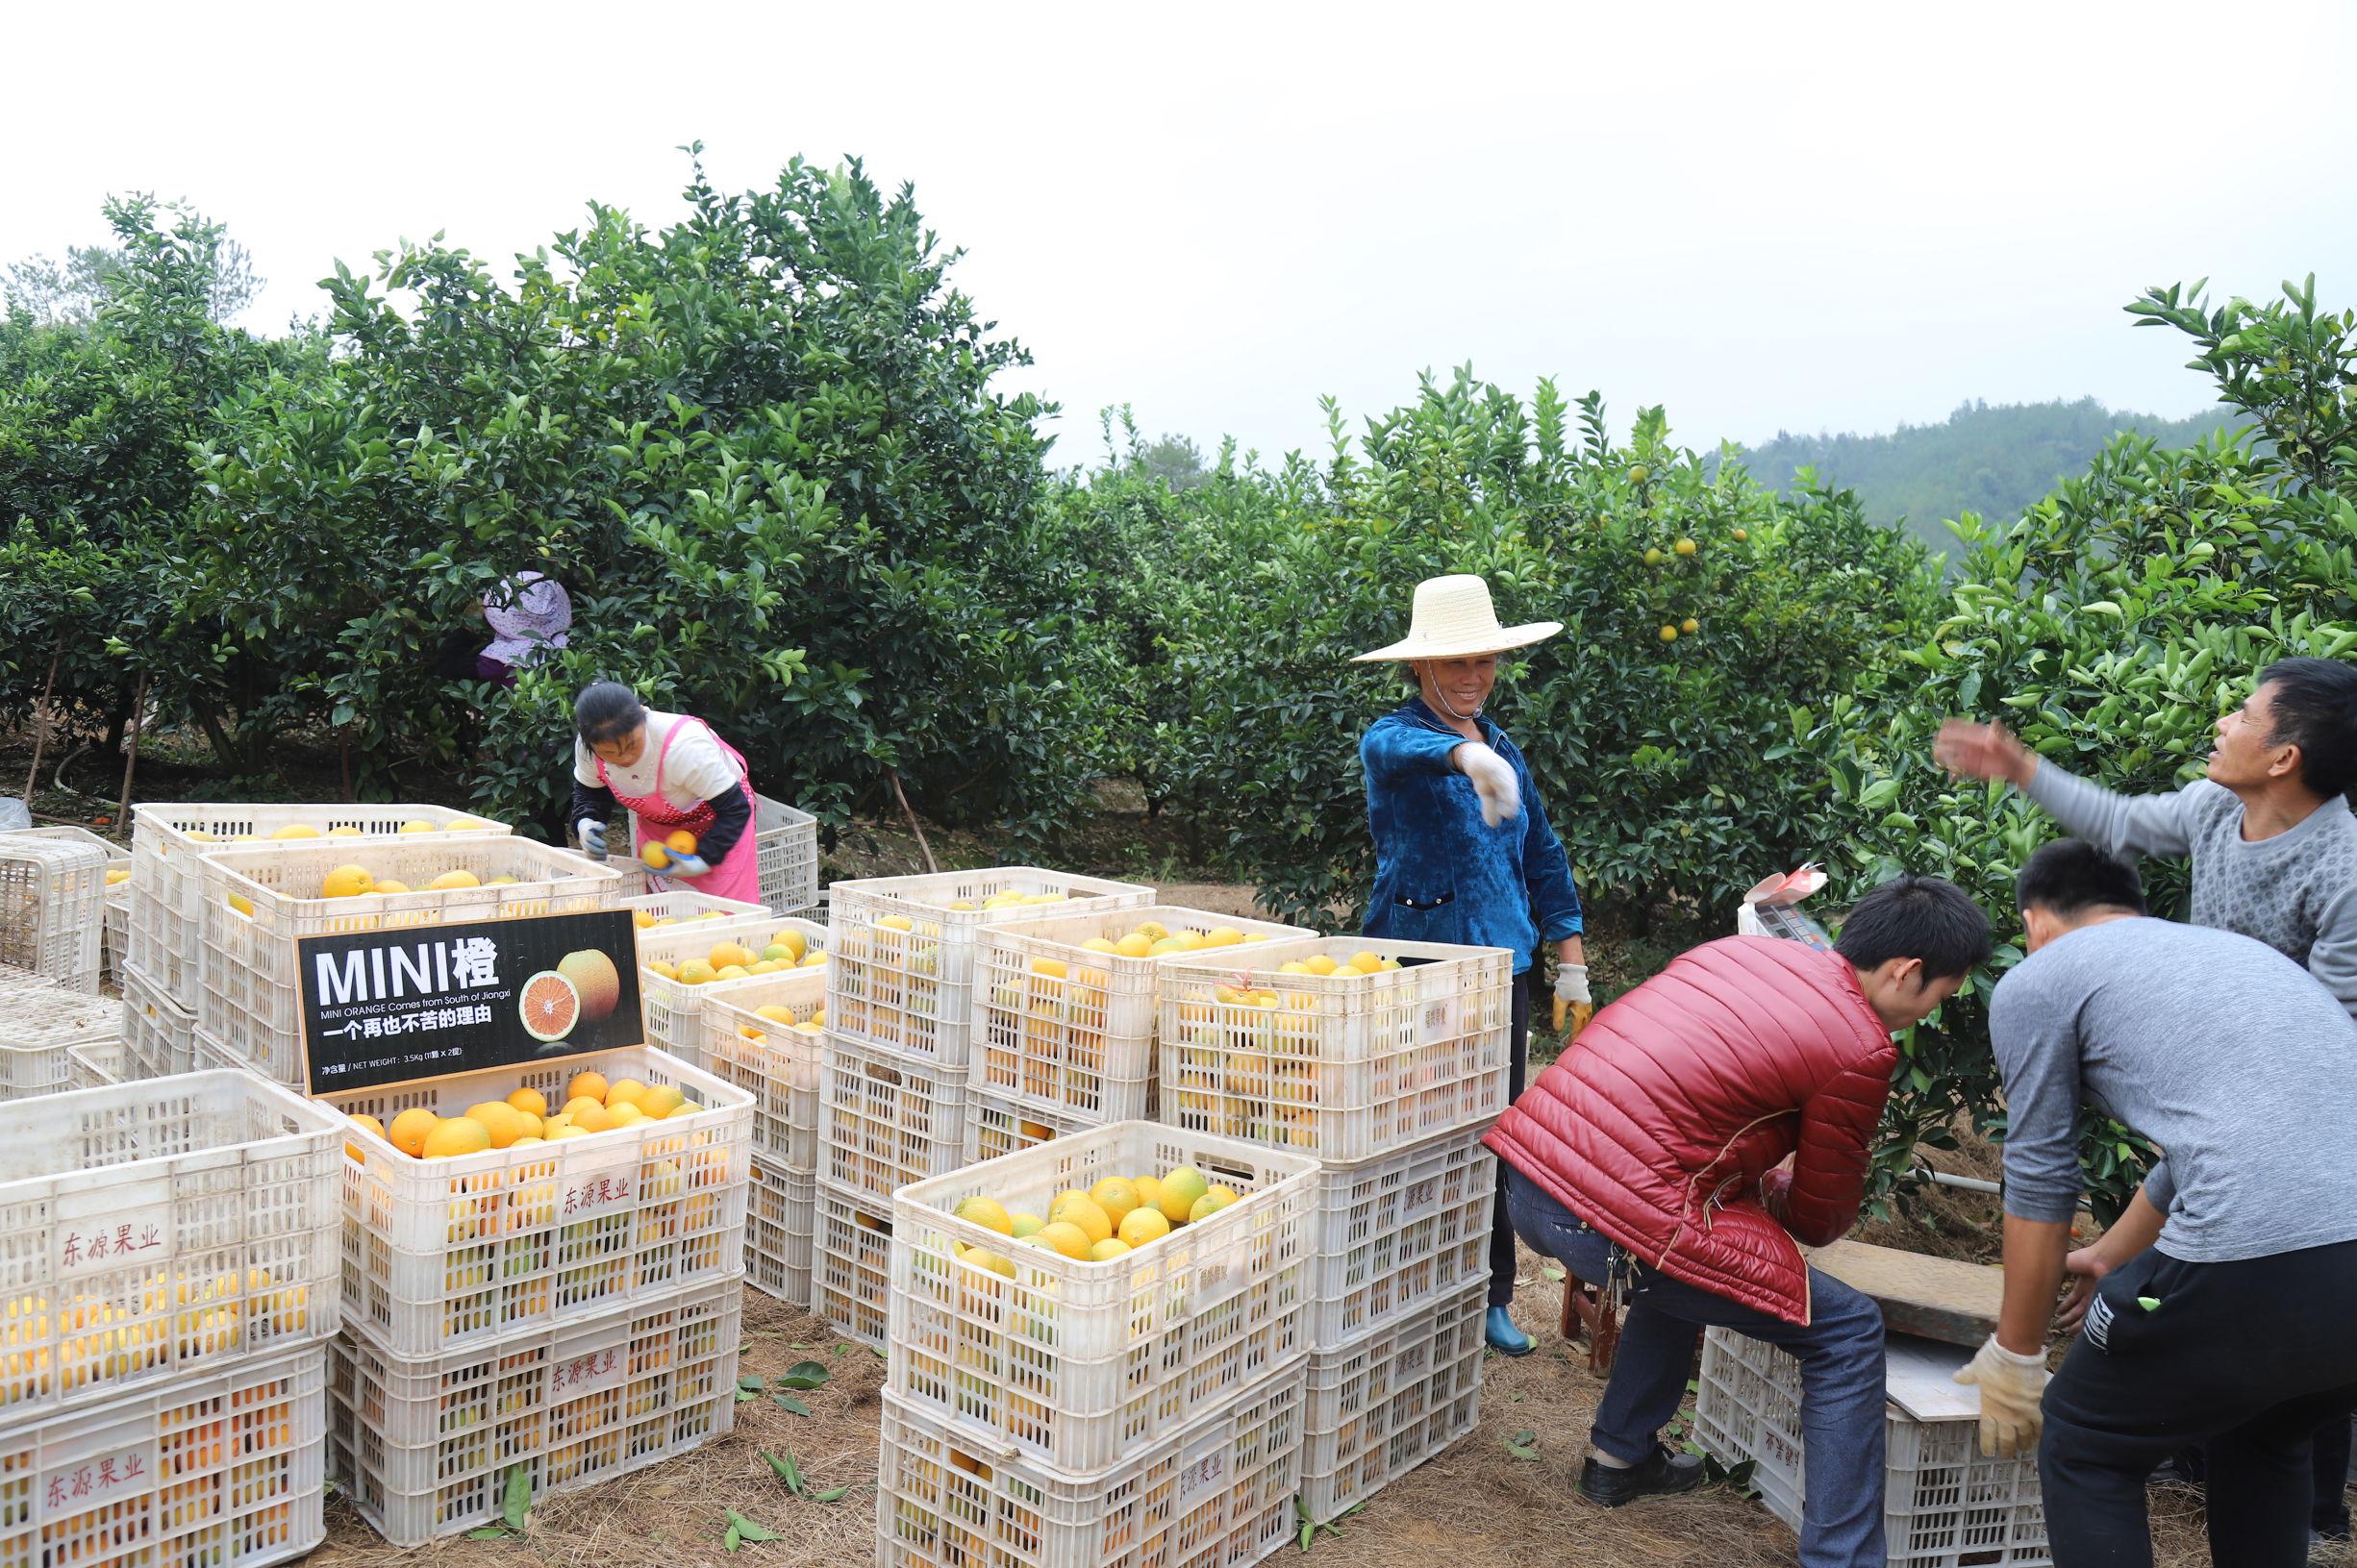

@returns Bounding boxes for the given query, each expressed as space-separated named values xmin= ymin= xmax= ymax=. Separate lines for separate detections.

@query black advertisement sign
xmin=298 ymin=908 xmax=646 ymax=1094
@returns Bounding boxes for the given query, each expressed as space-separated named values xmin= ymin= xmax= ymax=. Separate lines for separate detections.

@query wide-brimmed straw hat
xmin=1352 ymin=574 xmax=1562 ymax=662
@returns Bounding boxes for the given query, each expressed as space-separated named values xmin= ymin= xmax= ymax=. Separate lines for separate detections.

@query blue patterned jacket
xmin=1360 ymin=698 xmax=1583 ymax=975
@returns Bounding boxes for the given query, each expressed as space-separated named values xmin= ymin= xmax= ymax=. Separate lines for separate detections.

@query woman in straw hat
xmin=1357 ymin=573 xmax=1590 ymax=1356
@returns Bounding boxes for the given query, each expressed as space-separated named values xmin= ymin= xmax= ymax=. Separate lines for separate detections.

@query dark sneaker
xmin=1579 ymin=1446 xmax=1708 ymax=1508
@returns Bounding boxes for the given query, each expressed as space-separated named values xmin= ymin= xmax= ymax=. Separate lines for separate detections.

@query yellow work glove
xmin=1551 ymin=964 xmax=1592 ymax=1037
xmin=1953 ymin=1334 xmax=2048 ymax=1457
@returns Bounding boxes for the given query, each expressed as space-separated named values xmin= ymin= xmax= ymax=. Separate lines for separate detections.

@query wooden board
xmin=1805 ymin=1238 xmax=2004 ymax=1349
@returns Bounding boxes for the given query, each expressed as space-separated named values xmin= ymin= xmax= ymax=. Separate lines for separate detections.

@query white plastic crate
xmin=0 ymin=987 xmax=122 ymax=1102
xmin=755 ymin=793 xmax=820 ymax=916
xmin=638 ymin=915 xmax=827 ymax=1068
xmin=128 ymin=803 xmax=510 ymax=1011
xmin=1159 ymin=936 xmax=1513 ymax=1163
xmin=317 ymin=1044 xmax=752 ymax=1358
xmin=195 ymin=838 xmax=630 ymax=1088
xmin=969 ymin=906 xmax=1316 ymax=1124
xmin=827 ymin=867 xmax=1154 ymax=1066
xmin=0 ymin=1071 xmax=344 ymax=1423
xmin=328 ymin=1277 xmax=741 ymax=1548
xmin=121 ymin=960 xmax=198 ymax=1083
xmin=603 ymin=853 xmax=653 ymax=895
xmin=1692 ymin=1326 xmax=2050 ymax=1567
xmin=624 ymin=887 xmax=769 ymax=924
xmin=813 ymin=1179 xmax=893 ymax=1350
xmin=891 ymin=1120 xmax=1320 ymax=1472
xmin=65 ymin=1036 xmax=125 ymax=1090
xmin=0 ymin=834 xmax=108 ymax=994
xmin=0 ymin=1340 xmax=327 ymax=1568
xmin=1305 ymin=1128 xmax=1494 ymax=1350
xmin=746 ymin=1158 xmax=815 ymax=1306
xmin=961 ymin=1089 xmax=1089 ymax=1167
xmin=877 ymin=1370 xmax=1306 ymax=1568
xmin=697 ymin=969 xmax=828 ymax=1170
xmin=1300 ymin=1281 xmax=1485 ymax=1522
xmin=822 ymin=1032 xmax=969 ymax=1204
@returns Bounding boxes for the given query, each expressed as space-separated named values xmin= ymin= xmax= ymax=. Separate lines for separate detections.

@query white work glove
xmin=1453 ymin=741 xmax=1521 ymax=827
xmin=1953 ymin=1334 xmax=2048 ymax=1458
xmin=1551 ymin=962 xmax=1593 ymax=1037
xmin=576 ymin=819 xmax=608 ymax=859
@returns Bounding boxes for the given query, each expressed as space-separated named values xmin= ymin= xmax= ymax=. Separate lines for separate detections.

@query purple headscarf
xmin=482 ymin=571 xmax=572 ymax=669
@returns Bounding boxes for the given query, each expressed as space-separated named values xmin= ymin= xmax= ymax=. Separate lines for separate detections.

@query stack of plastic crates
xmin=0 ymin=830 xmax=109 ymax=993
xmin=0 ymin=1069 xmax=346 ymax=1567
xmin=696 ymin=967 xmax=830 ymax=1306
xmin=190 ymin=838 xmax=627 ymax=1090
xmin=319 ymin=1044 xmax=755 ymax=1545
xmin=125 ymin=803 xmax=511 ymax=1017
xmin=1160 ymin=935 xmax=1514 ymax=1520
xmin=814 ymin=868 xmax=1151 ymax=1347
xmin=1693 ymin=1326 xmax=2050 ymax=1566
xmin=878 ymin=1122 xmax=1318 ymax=1568
xmin=965 ymin=905 xmax=1314 ymax=1162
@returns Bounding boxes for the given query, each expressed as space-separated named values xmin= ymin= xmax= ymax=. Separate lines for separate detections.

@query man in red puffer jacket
xmin=1487 ymin=874 xmax=1990 ymax=1568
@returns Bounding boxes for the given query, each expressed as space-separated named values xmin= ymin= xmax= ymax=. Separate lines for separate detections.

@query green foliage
xmin=1064 ymin=368 xmax=1940 ymax=933
xmin=1813 ymin=276 xmax=2357 ymax=1217
xmin=1739 ymin=396 xmax=2245 ymax=561
xmin=166 ymin=151 xmax=1110 ymax=836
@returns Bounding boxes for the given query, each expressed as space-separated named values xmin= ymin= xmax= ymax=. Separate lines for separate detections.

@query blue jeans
xmin=1504 ymin=1167 xmax=1888 ymax=1568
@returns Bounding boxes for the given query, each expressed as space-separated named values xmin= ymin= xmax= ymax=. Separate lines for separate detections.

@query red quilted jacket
xmin=1485 ymin=935 xmax=1895 ymax=1325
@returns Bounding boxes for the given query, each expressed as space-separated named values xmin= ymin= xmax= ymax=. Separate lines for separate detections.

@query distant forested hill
xmin=1734 ymin=396 xmax=2245 ymax=560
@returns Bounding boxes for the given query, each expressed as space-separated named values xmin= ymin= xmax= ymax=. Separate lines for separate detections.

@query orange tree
xmin=179 ymin=151 xmax=1112 ymax=837
xmin=1811 ymin=276 xmax=2357 ymax=1215
xmin=1079 ymin=367 xmax=1941 ymax=933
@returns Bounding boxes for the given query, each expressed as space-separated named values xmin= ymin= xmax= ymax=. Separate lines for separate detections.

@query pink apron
xmin=597 ymin=717 xmax=763 ymax=906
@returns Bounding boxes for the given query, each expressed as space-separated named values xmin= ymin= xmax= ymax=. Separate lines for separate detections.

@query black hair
xmin=574 ymin=681 xmax=645 ymax=745
xmin=2257 ymin=658 xmax=2357 ymax=800
xmin=1832 ymin=873 xmax=1993 ymax=983
xmin=2015 ymin=839 xmax=2147 ymax=920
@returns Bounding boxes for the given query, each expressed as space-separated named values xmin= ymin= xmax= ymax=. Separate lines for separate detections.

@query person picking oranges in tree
xmin=1354 ymin=573 xmax=1591 ymax=1357
xmin=570 ymin=681 xmax=763 ymax=905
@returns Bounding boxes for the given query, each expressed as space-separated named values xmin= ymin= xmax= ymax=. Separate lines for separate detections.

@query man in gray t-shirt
xmin=1959 ymin=841 xmax=2357 ymax=1567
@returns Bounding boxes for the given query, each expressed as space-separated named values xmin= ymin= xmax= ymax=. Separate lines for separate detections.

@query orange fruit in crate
xmin=569 ymin=1103 xmax=616 ymax=1133
xmin=388 ymin=1108 xmax=439 ymax=1157
xmin=648 ymin=959 xmax=677 ymax=980
xmin=1117 ymin=1207 xmax=1169 ymax=1247
xmin=344 ymin=1113 xmax=385 ymax=1162
xmin=1088 ymin=1179 xmax=1140 ymax=1228
xmin=421 ymin=1118 xmax=491 ymax=1158
xmin=603 ymin=1078 xmax=648 ymax=1108
xmin=606 ymin=1103 xmax=648 ymax=1128
xmin=1048 ymin=1193 xmax=1111 ymax=1245
xmin=707 ymin=941 xmax=754 ymax=971
xmin=1157 ymin=1168 xmax=1209 ymax=1224
xmin=1032 ymin=1222 xmax=1091 ymax=1260
xmin=567 ymin=1072 xmax=609 ymax=1105
xmin=676 ymin=959 xmax=716 ymax=985
xmin=506 ymin=1087 xmax=548 ymax=1118
xmin=426 ymin=870 xmax=481 ymax=891
xmin=320 ymin=864 xmax=374 ymax=899
xmin=464 ymin=1104 xmax=527 ymax=1147
xmin=638 ymin=1085 xmax=686 ymax=1119
xmin=633 ymin=909 xmax=657 ymax=930
xmin=372 ymin=879 xmax=411 ymax=895
xmin=398 ymin=820 xmax=438 ymax=834
xmin=269 ymin=824 xmax=321 ymax=840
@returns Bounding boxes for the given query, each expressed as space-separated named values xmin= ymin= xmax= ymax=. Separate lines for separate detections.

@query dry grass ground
xmin=308 ymin=1232 xmax=2353 ymax=1568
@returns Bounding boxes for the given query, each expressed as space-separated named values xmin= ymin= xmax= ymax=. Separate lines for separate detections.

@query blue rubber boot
xmin=1486 ymin=1305 xmax=1535 ymax=1356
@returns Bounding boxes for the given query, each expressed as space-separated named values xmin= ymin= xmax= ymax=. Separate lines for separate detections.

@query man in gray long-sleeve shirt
xmin=1939 ymin=656 xmax=2357 ymax=1540
xmin=1963 ymin=841 xmax=2357 ymax=1568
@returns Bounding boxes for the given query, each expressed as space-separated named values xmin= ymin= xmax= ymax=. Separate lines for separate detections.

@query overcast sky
xmin=9 ymin=2 xmax=2351 ymax=467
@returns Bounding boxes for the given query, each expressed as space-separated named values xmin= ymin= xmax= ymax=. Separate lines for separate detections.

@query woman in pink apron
xmin=569 ymin=682 xmax=763 ymax=905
